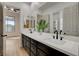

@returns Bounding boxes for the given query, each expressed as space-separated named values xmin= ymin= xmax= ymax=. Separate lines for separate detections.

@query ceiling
xmin=1 ymin=2 xmax=60 ymax=11
xmin=39 ymin=2 xmax=60 ymax=10
xmin=30 ymin=2 xmax=46 ymax=10
xmin=1 ymin=2 xmax=46 ymax=9
xmin=1 ymin=2 xmax=23 ymax=9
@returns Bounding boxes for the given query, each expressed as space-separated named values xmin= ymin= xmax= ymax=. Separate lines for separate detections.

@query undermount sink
xmin=45 ymin=37 xmax=66 ymax=45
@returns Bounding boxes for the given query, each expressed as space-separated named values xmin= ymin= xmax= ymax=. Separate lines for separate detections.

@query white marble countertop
xmin=21 ymin=30 xmax=79 ymax=56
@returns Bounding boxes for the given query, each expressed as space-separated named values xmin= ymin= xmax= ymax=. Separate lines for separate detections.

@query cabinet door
xmin=22 ymin=34 xmax=24 ymax=47
xmin=37 ymin=49 xmax=47 ymax=56
xmin=31 ymin=39 xmax=37 ymax=55
xmin=22 ymin=39 xmax=24 ymax=47
xmin=26 ymin=36 xmax=31 ymax=42
xmin=24 ymin=39 xmax=27 ymax=48
xmin=22 ymin=34 xmax=28 ymax=47
xmin=31 ymin=44 xmax=37 ymax=55
xmin=26 ymin=40 xmax=30 ymax=49
xmin=26 ymin=39 xmax=31 ymax=55
xmin=24 ymin=36 xmax=31 ymax=49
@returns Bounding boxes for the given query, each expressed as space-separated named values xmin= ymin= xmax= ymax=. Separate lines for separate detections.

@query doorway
xmin=3 ymin=6 xmax=21 ymax=56
xmin=0 ymin=2 xmax=28 ymax=56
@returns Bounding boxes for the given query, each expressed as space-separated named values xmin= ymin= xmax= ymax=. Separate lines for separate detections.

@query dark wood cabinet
xmin=22 ymin=34 xmax=31 ymax=55
xmin=21 ymin=34 xmax=68 ymax=56
xmin=37 ymin=49 xmax=47 ymax=56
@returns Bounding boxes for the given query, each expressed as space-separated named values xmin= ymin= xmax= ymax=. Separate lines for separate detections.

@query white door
xmin=3 ymin=16 xmax=20 ymax=56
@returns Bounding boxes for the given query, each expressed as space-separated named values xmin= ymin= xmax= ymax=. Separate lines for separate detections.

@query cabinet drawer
xmin=31 ymin=39 xmax=37 ymax=45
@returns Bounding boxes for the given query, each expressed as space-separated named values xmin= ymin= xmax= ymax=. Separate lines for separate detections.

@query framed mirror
xmin=24 ymin=16 xmax=35 ymax=29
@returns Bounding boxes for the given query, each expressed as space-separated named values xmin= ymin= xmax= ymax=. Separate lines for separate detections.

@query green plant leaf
xmin=36 ymin=19 xmax=48 ymax=32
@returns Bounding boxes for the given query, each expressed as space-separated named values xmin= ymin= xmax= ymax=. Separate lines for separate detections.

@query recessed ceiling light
xmin=11 ymin=8 xmax=14 ymax=11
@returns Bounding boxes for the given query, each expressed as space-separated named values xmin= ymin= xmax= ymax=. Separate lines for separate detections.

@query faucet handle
xmin=60 ymin=37 xmax=64 ymax=40
xmin=60 ymin=30 xmax=62 ymax=34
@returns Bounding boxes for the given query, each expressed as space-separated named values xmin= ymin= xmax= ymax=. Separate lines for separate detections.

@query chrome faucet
xmin=54 ymin=30 xmax=58 ymax=39
xmin=53 ymin=30 xmax=63 ymax=40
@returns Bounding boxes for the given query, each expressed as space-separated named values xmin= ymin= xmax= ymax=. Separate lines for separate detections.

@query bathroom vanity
xmin=21 ymin=31 xmax=79 ymax=56
xmin=22 ymin=34 xmax=68 ymax=56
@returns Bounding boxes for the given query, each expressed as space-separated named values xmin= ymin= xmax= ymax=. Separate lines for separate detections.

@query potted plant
xmin=36 ymin=19 xmax=48 ymax=34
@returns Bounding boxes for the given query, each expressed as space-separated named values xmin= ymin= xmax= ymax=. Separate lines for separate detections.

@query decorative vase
xmin=39 ymin=29 xmax=43 ymax=35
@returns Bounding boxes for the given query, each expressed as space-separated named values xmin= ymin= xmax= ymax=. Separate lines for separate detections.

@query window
xmin=5 ymin=16 xmax=15 ymax=32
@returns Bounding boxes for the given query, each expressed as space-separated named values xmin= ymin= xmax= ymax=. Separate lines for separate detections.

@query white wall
xmin=20 ymin=3 xmax=31 ymax=32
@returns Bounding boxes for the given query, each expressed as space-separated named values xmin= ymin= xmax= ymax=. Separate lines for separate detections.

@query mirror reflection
xmin=52 ymin=3 xmax=79 ymax=36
